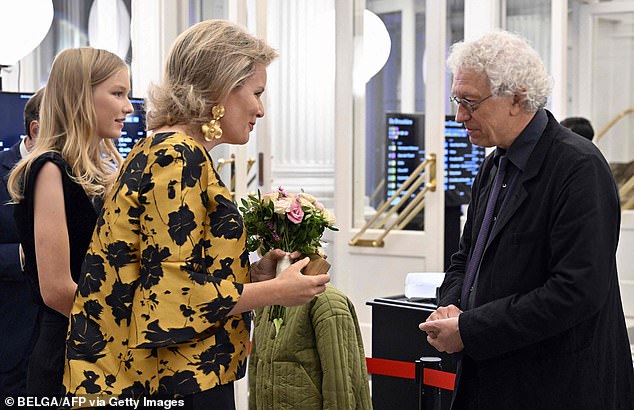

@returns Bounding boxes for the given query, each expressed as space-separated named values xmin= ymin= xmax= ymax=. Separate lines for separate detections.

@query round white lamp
xmin=353 ymin=9 xmax=392 ymax=95
xmin=0 ymin=0 xmax=54 ymax=66
xmin=88 ymin=0 xmax=131 ymax=59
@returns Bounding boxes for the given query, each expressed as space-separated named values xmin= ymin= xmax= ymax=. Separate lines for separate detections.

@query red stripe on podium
xmin=423 ymin=368 xmax=455 ymax=391
xmin=366 ymin=357 xmax=416 ymax=379
xmin=365 ymin=357 xmax=456 ymax=391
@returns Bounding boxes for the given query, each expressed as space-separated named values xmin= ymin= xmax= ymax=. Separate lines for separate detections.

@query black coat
xmin=0 ymin=143 xmax=39 ymax=380
xmin=439 ymin=111 xmax=634 ymax=409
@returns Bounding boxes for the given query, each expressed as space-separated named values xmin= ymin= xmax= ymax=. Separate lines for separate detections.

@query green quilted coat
xmin=249 ymin=285 xmax=372 ymax=409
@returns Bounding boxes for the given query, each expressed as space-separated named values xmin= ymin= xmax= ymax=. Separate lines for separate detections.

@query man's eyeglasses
xmin=449 ymin=94 xmax=493 ymax=113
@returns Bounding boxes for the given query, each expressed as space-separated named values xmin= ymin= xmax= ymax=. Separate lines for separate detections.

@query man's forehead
xmin=451 ymin=70 xmax=489 ymax=94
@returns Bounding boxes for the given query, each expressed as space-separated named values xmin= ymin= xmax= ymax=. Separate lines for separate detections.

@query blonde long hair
xmin=146 ymin=19 xmax=278 ymax=131
xmin=8 ymin=47 xmax=125 ymax=202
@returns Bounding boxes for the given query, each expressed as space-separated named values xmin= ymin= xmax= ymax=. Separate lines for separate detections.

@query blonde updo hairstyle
xmin=146 ymin=19 xmax=278 ymax=132
xmin=9 ymin=47 xmax=126 ymax=201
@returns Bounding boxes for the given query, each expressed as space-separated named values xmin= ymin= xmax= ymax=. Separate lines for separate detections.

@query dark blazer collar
xmin=0 ymin=142 xmax=22 ymax=171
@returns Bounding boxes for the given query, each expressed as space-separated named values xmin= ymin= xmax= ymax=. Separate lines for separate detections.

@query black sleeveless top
xmin=14 ymin=152 xmax=101 ymax=317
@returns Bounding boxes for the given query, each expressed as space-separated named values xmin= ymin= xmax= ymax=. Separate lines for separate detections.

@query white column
xmin=464 ymin=0 xmax=501 ymax=40
xmin=266 ymin=0 xmax=336 ymax=206
xmin=401 ymin=0 xmax=416 ymax=112
xmin=425 ymin=0 xmax=447 ymax=271
xmin=130 ymin=0 xmax=189 ymax=98
xmin=550 ymin=0 xmax=568 ymax=121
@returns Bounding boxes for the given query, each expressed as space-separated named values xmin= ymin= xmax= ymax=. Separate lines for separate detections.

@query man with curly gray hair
xmin=420 ymin=30 xmax=634 ymax=409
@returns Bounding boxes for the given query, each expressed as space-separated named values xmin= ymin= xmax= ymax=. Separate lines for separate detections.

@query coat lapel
xmin=485 ymin=114 xmax=559 ymax=248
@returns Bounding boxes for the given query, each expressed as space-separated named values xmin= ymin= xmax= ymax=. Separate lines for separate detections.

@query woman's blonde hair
xmin=146 ymin=19 xmax=278 ymax=131
xmin=8 ymin=47 xmax=126 ymax=201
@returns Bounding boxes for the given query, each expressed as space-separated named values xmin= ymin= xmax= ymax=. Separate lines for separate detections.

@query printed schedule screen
xmin=385 ymin=113 xmax=485 ymax=206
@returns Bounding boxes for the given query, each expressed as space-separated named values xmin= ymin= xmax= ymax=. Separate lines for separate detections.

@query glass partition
xmin=357 ymin=0 xmax=465 ymax=232
xmin=591 ymin=11 xmax=634 ymax=209
xmin=504 ymin=0 xmax=552 ymax=71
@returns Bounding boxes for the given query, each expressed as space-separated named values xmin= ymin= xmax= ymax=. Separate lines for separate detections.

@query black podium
xmin=367 ymin=296 xmax=457 ymax=410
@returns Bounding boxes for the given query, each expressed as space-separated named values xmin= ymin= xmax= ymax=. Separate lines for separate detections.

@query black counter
xmin=367 ymin=295 xmax=457 ymax=410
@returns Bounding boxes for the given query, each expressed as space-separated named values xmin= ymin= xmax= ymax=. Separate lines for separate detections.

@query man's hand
xmin=426 ymin=304 xmax=462 ymax=321
xmin=419 ymin=305 xmax=464 ymax=354
xmin=419 ymin=317 xmax=464 ymax=353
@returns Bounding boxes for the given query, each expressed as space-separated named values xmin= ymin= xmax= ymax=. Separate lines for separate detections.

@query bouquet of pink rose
xmin=239 ymin=187 xmax=337 ymax=335
xmin=239 ymin=186 xmax=337 ymax=256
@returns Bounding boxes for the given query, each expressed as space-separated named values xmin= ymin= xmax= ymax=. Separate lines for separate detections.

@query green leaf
xmin=273 ymin=317 xmax=283 ymax=337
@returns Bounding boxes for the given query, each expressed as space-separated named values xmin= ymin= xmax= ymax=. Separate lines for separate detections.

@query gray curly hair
xmin=447 ymin=30 xmax=552 ymax=113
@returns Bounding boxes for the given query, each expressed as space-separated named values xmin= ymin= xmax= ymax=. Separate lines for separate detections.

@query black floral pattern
xmin=139 ymin=245 xmax=171 ymax=289
xmin=213 ymin=257 xmax=234 ymax=280
xmin=120 ymin=380 xmax=151 ymax=399
xmin=67 ymin=312 xmax=107 ymax=363
xmin=210 ymin=195 xmax=244 ymax=239
xmin=105 ymin=281 xmax=135 ymax=326
xmin=200 ymin=292 xmax=238 ymax=323
xmin=174 ymin=143 xmax=205 ymax=189
xmin=106 ymin=241 xmax=137 ymax=272
xmin=167 ymin=205 xmax=196 ymax=246
xmin=158 ymin=370 xmax=201 ymax=396
xmin=194 ymin=329 xmax=234 ymax=375
xmin=78 ymin=253 xmax=107 ymax=297
xmin=64 ymin=132 xmax=250 ymax=397
xmin=117 ymin=152 xmax=148 ymax=196
xmin=142 ymin=320 xmax=197 ymax=347
xmin=239 ymin=247 xmax=250 ymax=268
xmin=78 ymin=370 xmax=102 ymax=394
xmin=154 ymin=148 xmax=175 ymax=167
xmin=84 ymin=299 xmax=103 ymax=321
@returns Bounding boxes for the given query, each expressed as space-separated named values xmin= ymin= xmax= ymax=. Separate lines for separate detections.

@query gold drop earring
xmin=202 ymin=105 xmax=225 ymax=142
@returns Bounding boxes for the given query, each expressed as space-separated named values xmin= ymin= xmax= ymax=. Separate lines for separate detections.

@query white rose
xmin=273 ymin=197 xmax=293 ymax=215
xmin=323 ymin=208 xmax=336 ymax=225
xmin=298 ymin=192 xmax=317 ymax=204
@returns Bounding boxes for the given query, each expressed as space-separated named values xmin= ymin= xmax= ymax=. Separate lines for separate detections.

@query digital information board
xmin=385 ymin=113 xmax=485 ymax=206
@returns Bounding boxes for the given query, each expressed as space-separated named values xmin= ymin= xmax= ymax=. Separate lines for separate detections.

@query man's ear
xmin=510 ymin=92 xmax=524 ymax=116
xmin=29 ymin=120 xmax=39 ymax=139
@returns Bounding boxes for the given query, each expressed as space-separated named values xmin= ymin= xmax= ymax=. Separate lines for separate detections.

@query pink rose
xmin=287 ymin=199 xmax=305 ymax=224
xmin=277 ymin=186 xmax=288 ymax=198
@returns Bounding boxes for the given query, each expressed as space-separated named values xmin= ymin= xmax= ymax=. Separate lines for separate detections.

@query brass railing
xmin=595 ymin=107 xmax=634 ymax=143
xmin=216 ymin=155 xmax=257 ymax=198
xmin=595 ymin=107 xmax=634 ymax=210
xmin=621 ymin=177 xmax=634 ymax=210
xmin=349 ymin=153 xmax=437 ymax=247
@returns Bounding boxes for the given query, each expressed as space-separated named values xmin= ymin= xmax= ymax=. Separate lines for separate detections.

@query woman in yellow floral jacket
xmin=63 ymin=20 xmax=330 ymax=409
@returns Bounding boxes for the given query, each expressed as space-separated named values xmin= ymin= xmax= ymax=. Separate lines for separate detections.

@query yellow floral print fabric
xmin=63 ymin=132 xmax=251 ymax=397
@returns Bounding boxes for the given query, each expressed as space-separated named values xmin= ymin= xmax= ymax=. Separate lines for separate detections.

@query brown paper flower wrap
xmin=301 ymin=252 xmax=331 ymax=276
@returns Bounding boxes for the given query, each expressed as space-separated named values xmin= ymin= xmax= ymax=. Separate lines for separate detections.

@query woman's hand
xmin=230 ymin=251 xmax=330 ymax=315
xmin=250 ymin=249 xmax=301 ymax=282
xmin=273 ymin=257 xmax=330 ymax=306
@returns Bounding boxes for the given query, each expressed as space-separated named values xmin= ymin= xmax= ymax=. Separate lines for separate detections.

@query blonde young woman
xmin=63 ymin=20 xmax=329 ymax=409
xmin=8 ymin=48 xmax=132 ymax=397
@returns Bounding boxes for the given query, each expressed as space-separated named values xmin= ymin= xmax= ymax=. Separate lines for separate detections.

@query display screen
xmin=385 ymin=113 xmax=485 ymax=206
xmin=117 ymin=98 xmax=146 ymax=158
xmin=0 ymin=92 xmax=33 ymax=152
xmin=0 ymin=92 xmax=145 ymax=158
xmin=444 ymin=118 xmax=485 ymax=205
